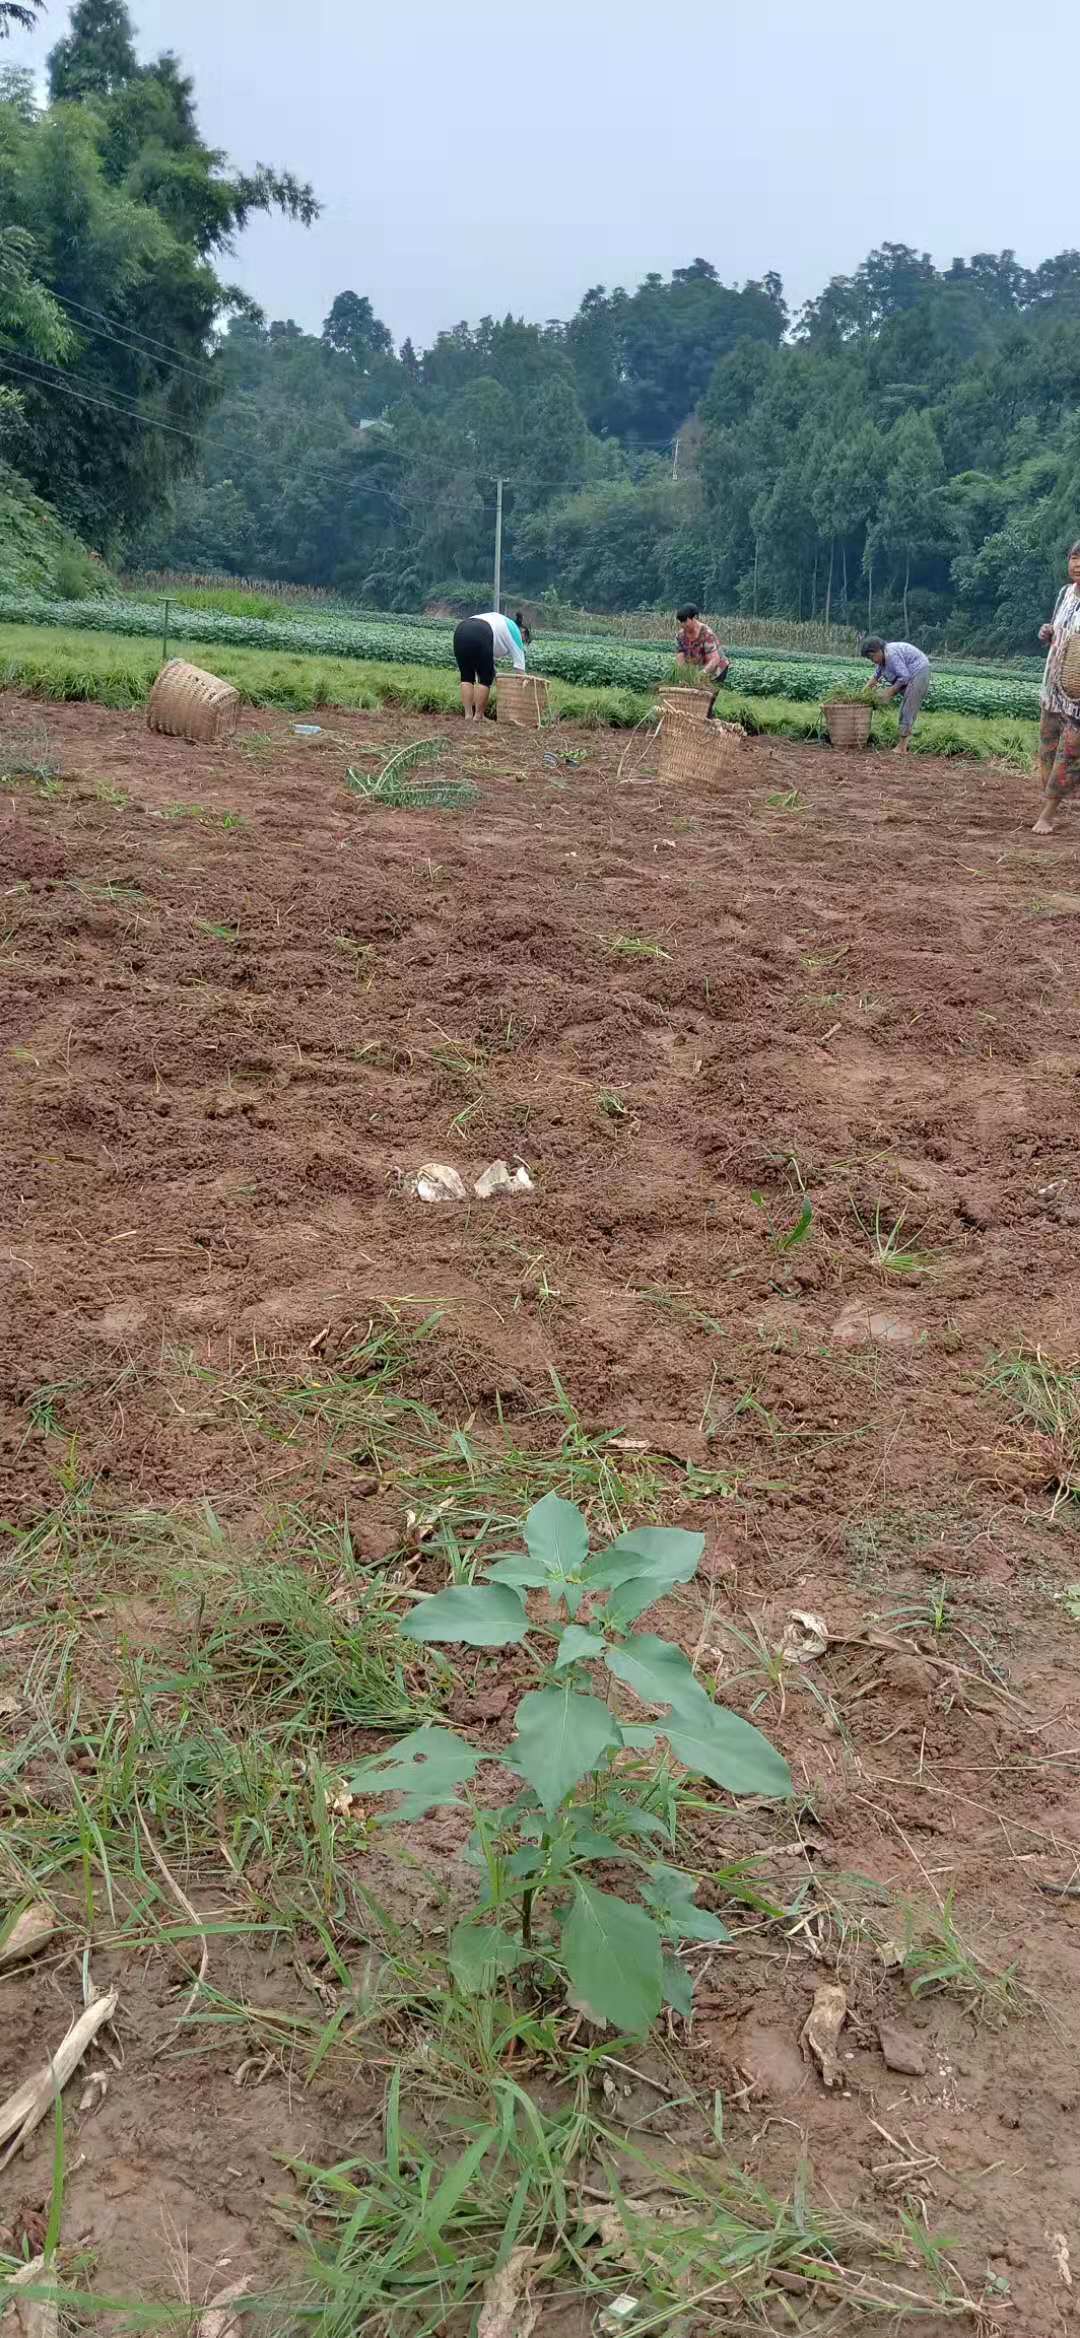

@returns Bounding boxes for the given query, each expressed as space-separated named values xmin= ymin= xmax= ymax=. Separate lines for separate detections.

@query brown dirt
xmin=4 ymin=695 xmax=1080 ymax=2332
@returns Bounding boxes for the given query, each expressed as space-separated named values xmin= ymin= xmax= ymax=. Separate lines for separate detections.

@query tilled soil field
xmin=3 ymin=694 xmax=1080 ymax=2336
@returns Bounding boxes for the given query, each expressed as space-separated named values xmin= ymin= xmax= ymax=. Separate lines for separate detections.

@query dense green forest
xmin=3 ymin=2 xmax=1080 ymax=646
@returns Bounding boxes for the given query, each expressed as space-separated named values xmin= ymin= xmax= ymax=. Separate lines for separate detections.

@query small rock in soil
xmin=474 ymin=1158 xmax=534 ymax=1198
xmin=878 ymin=2020 xmax=927 ymax=2076
xmin=407 ymin=1162 xmax=468 ymax=1203
xmin=831 ymin=1300 xmax=920 ymax=1347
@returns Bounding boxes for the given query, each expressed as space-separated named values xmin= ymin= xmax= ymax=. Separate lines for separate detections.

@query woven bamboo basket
xmin=658 ymin=684 xmax=711 ymax=723
xmin=823 ymin=701 xmax=873 ymax=749
xmin=1062 ymin=631 xmax=1080 ymax=700
xmin=656 ymin=710 xmax=743 ymax=785
xmin=497 ymin=672 xmax=549 ymax=728
xmin=147 ymin=659 xmax=242 ymax=746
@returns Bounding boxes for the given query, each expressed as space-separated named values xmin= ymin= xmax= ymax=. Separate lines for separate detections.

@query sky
xmin=13 ymin=0 xmax=1080 ymax=348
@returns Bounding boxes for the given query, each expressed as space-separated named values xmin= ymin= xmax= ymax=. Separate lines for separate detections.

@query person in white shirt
xmin=452 ymin=609 xmax=528 ymax=722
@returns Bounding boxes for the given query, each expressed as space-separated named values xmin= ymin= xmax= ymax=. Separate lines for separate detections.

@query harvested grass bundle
xmin=658 ymin=684 xmax=711 ymax=723
xmin=346 ymin=739 xmax=477 ymax=811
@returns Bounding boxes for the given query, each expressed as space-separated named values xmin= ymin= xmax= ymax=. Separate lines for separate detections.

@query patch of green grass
xmin=0 ymin=622 xmax=1044 ymax=756
xmin=902 ymin=1893 xmax=1027 ymax=2025
xmin=987 ymin=1347 xmax=1080 ymax=1513
xmin=860 ymin=1203 xmax=935 ymax=1277
xmin=0 ymin=623 xmax=655 ymax=730
xmin=163 ymin=801 xmax=247 ymax=830
xmin=601 ymin=932 xmax=672 ymax=962
xmin=726 ymin=689 xmax=1037 ymax=764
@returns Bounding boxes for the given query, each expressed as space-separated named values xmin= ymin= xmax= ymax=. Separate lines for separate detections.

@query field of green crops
xmin=0 ymin=592 xmax=1045 ymax=722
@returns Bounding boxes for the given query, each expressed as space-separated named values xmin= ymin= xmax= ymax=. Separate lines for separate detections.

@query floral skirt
xmin=1037 ymin=708 xmax=1080 ymax=800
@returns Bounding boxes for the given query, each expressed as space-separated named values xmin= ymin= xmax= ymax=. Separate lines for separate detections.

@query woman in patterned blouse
xmin=1034 ymin=541 xmax=1080 ymax=835
xmin=675 ymin=606 xmax=730 ymax=716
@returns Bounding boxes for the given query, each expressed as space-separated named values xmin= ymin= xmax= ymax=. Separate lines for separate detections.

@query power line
xmin=0 ymin=342 xmax=204 ymax=441
xmin=50 ymin=289 xmax=220 ymax=386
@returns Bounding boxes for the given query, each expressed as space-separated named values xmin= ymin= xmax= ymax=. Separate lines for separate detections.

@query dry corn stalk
xmin=0 ymin=1989 xmax=118 ymax=2167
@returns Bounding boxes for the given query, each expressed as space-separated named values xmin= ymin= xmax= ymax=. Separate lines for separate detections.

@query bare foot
xmin=1033 ymin=814 xmax=1057 ymax=835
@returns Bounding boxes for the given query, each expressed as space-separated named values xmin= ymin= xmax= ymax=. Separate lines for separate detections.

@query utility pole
xmin=493 ymin=476 xmax=503 ymax=611
xmin=671 ymin=436 xmax=679 ymax=481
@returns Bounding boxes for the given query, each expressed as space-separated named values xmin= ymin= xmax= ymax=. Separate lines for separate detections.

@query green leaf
xmin=525 ymin=1492 xmax=590 ymax=1579
xmin=605 ymin=1633 xmax=699 ymax=1709
xmin=661 ymin=1952 xmax=694 ymax=2018
xmin=588 ymin=1528 xmax=705 ymax=1628
xmin=419 ymin=2125 xmax=498 ymax=2247
xmin=564 ymin=1805 xmax=638 ymax=1860
xmin=776 ymin=1194 xmax=814 ymax=1252
xmin=564 ymin=1827 xmax=630 ymax=1861
xmin=512 ymin=1688 xmax=622 ymax=1815
xmin=347 ymin=1726 xmax=484 ymax=1819
xmin=448 ymin=1918 xmax=523 ymax=1994
xmin=643 ymin=1862 xmax=731 ymax=1943
xmin=561 ymin=1881 xmax=663 ymax=2033
xmin=664 ymin=1688 xmax=792 ymax=1798
xmin=554 ymin=1624 xmax=607 ymax=1671
xmin=401 ymin=1583 xmax=528 ymax=1647
xmin=600 ymin=1794 xmax=669 ymax=1841
xmin=507 ymin=1844 xmax=545 ymax=1878
xmin=584 ymin=1526 xmax=704 ymax=1593
xmin=484 ymin=1552 xmax=552 ymax=1590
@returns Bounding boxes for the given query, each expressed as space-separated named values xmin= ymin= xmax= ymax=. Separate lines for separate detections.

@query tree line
xmin=3 ymin=4 xmax=1080 ymax=647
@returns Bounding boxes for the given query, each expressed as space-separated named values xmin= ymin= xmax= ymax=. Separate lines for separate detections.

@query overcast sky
xmin=14 ymin=0 xmax=1079 ymax=346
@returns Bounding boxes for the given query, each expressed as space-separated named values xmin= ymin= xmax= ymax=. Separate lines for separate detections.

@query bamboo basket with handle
xmin=497 ymin=672 xmax=549 ymax=728
xmin=1061 ymin=629 xmax=1080 ymax=701
xmin=823 ymin=700 xmax=873 ymax=749
xmin=656 ymin=709 xmax=743 ymax=785
xmin=147 ymin=659 xmax=241 ymax=746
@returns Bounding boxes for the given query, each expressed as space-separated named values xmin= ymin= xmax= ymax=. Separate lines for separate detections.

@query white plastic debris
xmin=781 ymin=1608 xmax=829 ymax=1664
xmin=407 ymin=1163 xmax=468 ymax=1204
xmin=473 ymin=1159 xmax=534 ymax=1199
xmin=599 ymin=2302 xmax=640 ymax=2334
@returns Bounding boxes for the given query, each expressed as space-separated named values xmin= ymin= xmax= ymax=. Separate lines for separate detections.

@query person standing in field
xmin=860 ymin=636 xmax=931 ymax=752
xmin=675 ymin=606 xmax=730 ymax=713
xmin=452 ymin=608 xmax=528 ymax=722
xmin=1032 ymin=541 xmax=1080 ymax=835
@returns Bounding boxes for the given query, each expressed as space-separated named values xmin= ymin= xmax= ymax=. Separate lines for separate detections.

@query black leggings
xmin=453 ymin=617 xmax=495 ymax=687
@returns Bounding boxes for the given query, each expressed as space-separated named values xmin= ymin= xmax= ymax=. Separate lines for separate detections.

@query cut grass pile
xmin=0 ymin=623 xmax=1041 ymax=760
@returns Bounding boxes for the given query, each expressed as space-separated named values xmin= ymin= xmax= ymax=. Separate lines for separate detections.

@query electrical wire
xmin=0 ymin=343 xmax=204 ymax=441
xmin=49 ymin=288 xmax=219 ymax=385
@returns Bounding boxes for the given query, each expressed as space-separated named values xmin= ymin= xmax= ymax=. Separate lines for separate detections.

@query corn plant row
xmin=0 ymin=593 xmax=1043 ymax=719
